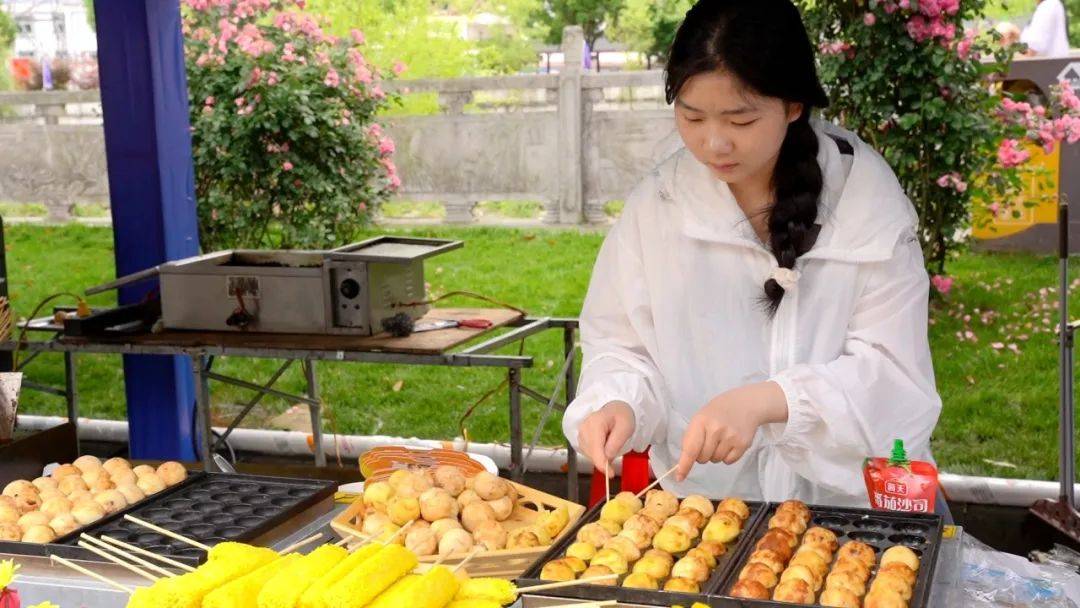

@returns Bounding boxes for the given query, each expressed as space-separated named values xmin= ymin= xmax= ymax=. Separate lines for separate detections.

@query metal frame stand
xmin=5 ymin=317 xmax=581 ymax=498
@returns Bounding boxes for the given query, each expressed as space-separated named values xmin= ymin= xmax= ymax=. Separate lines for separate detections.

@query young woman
xmin=563 ymin=0 xmax=943 ymax=508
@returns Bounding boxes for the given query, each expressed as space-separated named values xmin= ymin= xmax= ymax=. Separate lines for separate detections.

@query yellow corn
xmin=366 ymin=574 xmax=420 ymax=608
xmin=320 ymin=544 xmax=417 ymax=608
xmin=297 ymin=543 xmax=382 ymax=608
xmin=256 ymin=544 xmax=348 ymax=608
xmin=398 ymin=566 xmax=460 ymax=608
xmin=445 ymin=601 xmax=503 ymax=608
xmin=204 ymin=555 xmax=299 ymax=608
xmin=158 ymin=546 xmax=278 ymax=608
xmin=453 ymin=578 xmax=516 ymax=605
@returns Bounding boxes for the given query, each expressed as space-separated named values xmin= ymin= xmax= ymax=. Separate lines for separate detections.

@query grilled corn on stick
xmin=204 ymin=555 xmax=299 ymax=608
xmin=321 ymin=544 xmax=418 ymax=608
xmin=257 ymin=544 xmax=348 ymax=608
xmin=157 ymin=545 xmax=279 ymax=608
xmin=366 ymin=574 xmax=421 ymax=608
xmin=398 ymin=565 xmax=460 ymax=608
xmin=445 ymin=601 xmax=502 ymax=608
xmin=453 ymin=578 xmax=517 ymax=605
xmin=298 ymin=542 xmax=382 ymax=608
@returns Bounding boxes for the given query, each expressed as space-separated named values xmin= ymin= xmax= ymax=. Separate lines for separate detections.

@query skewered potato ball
xmin=602 ymin=535 xmax=641 ymax=562
xmin=432 ymin=465 xmax=467 ymax=497
xmin=686 ymin=547 xmax=717 ymax=569
xmin=388 ymin=496 xmax=421 ymax=526
xmin=48 ymin=513 xmax=79 ymax=537
xmin=566 ymin=541 xmax=597 ymax=561
xmin=17 ymin=511 xmax=50 ymax=530
xmin=623 ymin=512 xmax=661 ymax=537
xmin=405 ymin=528 xmax=439 ymax=556
xmin=632 ymin=551 xmax=673 ymax=580
xmin=878 ymin=562 xmax=917 ymax=587
xmin=663 ymin=577 xmax=701 ymax=593
xmin=703 ymin=511 xmax=741 ymax=544
xmin=596 ymin=519 xmax=622 ymax=535
xmin=773 ymin=578 xmax=815 ymax=603
xmin=460 ymin=501 xmax=498 ymax=533
xmin=696 ymin=540 xmax=727 ymax=560
xmin=880 ymin=545 xmax=920 ymax=572
xmin=642 ymin=489 xmax=679 ymax=520
xmin=739 ymin=562 xmax=779 ymax=590
xmin=430 ymin=517 xmax=464 ymax=540
xmin=802 ymin=526 xmax=840 ymax=552
xmin=21 ymin=525 xmax=56 ymax=544
xmin=390 ymin=470 xmax=433 ymax=499
xmin=562 ymin=556 xmax=588 ymax=574
xmin=472 ymin=472 xmax=509 ymax=501
xmin=419 ymin=488 xmax=459 ymax=522
xmin=581 ymin=565 xmax=616 ymax=584
xmin=663 ymin=513 xmax=700 ymax=539
xmin=671 ymin=555 xmax=710 ymax=583
xmin=678 ymin=495 xmax=714 ymax=518
xmin=50 ymin=464 xmax=81 ymax=479
xmin=486 ymin=496 xmax=514 ymax=522
xmin=837 ymin=541 xmax=877 ymax=570
xmin=0 ymin=523 xmax=20 ymax=541
xmin=717 ymin=498 xmax=750 ymax=521
xmin=70 ymin=500 xmax=105 ymax=525
xmin=747 ymin=549 xmax=786 ymax=575
xmin=820 ymin=587 xmax=862 ymax=608
xmin=31 ymin=477 xmax=57 ymax=493
xmin=755 ymin=532 xmax=795 ymax=562
xmin=768 ymin=510 xmax=808 ymax=536
xmin=362 ymin=512 xmax=394 ymax=537
xmin=136 ymin=474 xmax=167 ymax=496
xmin=780 ymin=563 xmax=821 ymax=592
xmin=40 ymin=496 xmax=72 ymax=519
xmin=72 ymin=455 xmax=102 ymax=473
xmin=591 ymin=548 xmax=629 ymax=574
xmin=439 ymin=528 xmax=475 ymax=555
xmin=599 ymin=497 xmax=637 ymax=525
xmin=616 ymin=527 xmax=652 ymax=551
xmin=652 ymin=526 xmax=692 ymax=553
xmin=540 ymin=559 xmax=576 ymax=582
xmin=576 ymin=522 xmax=614 ymax=548
xmin=132 ymin=464 xmax=156 ymax=478
xmin=362 ymin=481 xmax=394 ymax=513
xmin=472 ymin=520 xmax=507 ymax=551
xmin=864 ymin=589 xmax=909 ymax=608
xmin=794 ymin=542 xmax=832 ymax=565
xmin=790 ymin=550 xmax=830 ymax=580
xmin=869 ymin=572 xmax=913 ymax=600
xmin=622 ymin=572 xmax=658 ymax=589
xmin=825 ymin=569 xmax=867 ymax=597
xmin=776 ymin=500 xmax=811 ymax=522
xmin=506 ymin=526 xmax=549 ymax=549
xmin=731 ymin=579 xmax=770 ymax=599
xmin=831 ymin=556 xmax=872 ymax=583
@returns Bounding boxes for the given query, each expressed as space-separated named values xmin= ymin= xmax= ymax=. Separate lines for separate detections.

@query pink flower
xmin=358 ymin=202 xmax=368 ymax=212
xmin=282 ymin=43 xmax=297 ymax=63
xmin=931 ymin=275 xmax=954 ymax=295
xmin=899 ymin=0 xmax=910 ymax=8
xmin=282 ymin=161 xmax=294 ymax=171
xmin=389 ymin=173 xmax=402 ymax=190
xmin=235 ymin=96 xmax=246 ymax=107
xmin=378 ymin=137 xmax=395 ymax=156
xmin=392 ymin=60 xmax=407 ymax=75
xmin=211 ymin=209 xmax=219 ymax=220
xmin=371 ymin=85 xmax=386 ymax=99
xmin=204 ymin=96 xmax=215 ymax=106
xmin=267 ymin=71 xmax=279 ymax=86
xmin=863 ymin=12 xmax=876 ymax=26
xmin=324 ymin=69 xmax=340 ymax=88
xmin=997 ymin=139 xmax=1030 ymax=168
xmin=350 ymin=29 xmax=365 ymax=45
xmin=988 ymin=202 xmax=1001 ymax=217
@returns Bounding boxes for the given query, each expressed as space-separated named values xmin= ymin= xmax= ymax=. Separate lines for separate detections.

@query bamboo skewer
xmin=634 ymin=465 xmax=678 ymax=499
xmin=382 ymin=521 xmax=413 ymax=545
xmin=98 ymin=534 xmax=196 ymax=573
xmin=123 ymin=514 xmax=211 ymax=551
xmin=604 ymin=461 xmax=611 ymax=504
xmin=280 ymin=532 xmax=324 ymax=554
xmin=517 ymin=574 xmax=620 ymax=593
xmin=452 ymin=546 xmax=483 ymax=573
xmin=49 ymin=554 xmax=133 ymax=594
xmin=82 ymin=535 xmax=177 ymax=579
xmin=77 ymin=540 xmax=159 ymax=583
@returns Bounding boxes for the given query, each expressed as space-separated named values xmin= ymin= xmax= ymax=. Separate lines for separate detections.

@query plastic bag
xmin=949 ymin=533 xmax=1080 ymax=607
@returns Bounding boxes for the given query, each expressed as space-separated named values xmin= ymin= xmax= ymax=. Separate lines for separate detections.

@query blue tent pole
xmin=92 ymin=0 xmax=201 ymax=461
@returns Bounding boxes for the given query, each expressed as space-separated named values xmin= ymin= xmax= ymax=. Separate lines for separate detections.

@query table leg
xmin=509 ymin=367 xmax=522 ymax=482
xmin=63 ymin=352 xmax=80 ymax=454
xmin=304 ymin=359 xmax=326 ymax=467
xmin=192 ymin=355 xmax=215 ymax=471
xmin=563 ymin=326 xmax=578 ymax=502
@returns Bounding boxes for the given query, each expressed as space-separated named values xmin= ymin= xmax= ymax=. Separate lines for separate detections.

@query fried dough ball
xmin=539 ymin=559 xmax=576 ymax=582
xmin=591 ymin=548 xmax=629 ymax=575
xmin=622 ymin=572 xmax=658 ymax=590
xmin=663 ymin=577 xmax=701 ymax=593
xmin=820 ymin=587 xmax=862 ymax=608
xmin=565 ymin=541 xmax=597 ymax=561
xmin=576 ymin=522 xmax=613 ymax=548
xmin=739 ymin=562 xmax=779 ymax=589
xmin=702 ymin=511 xmax=741 ymax=544
xmin=581 ymin=565 xmax=617 ymax=584
xmin=768 ymin=511 xmax=807 ymax=537
xmin=837 ymin=541 xmax=877 ymax=570
xmin=746 ymin=549 xmax=785 ymax=575
xmin=679 ymin=495 xmax=715 ymax=519
xmin=772 ymin=579 xmax=815 ymax=603
xmin=717 ymin=498 xmax=750 ymax=521
xmin=802 ymin=526 xmax=839 ymax=552
xmin=880 ymin=545 xmax=920 ymax=572
xmin=730 ymin=579 xmax=769 ymax=599
xmin=652 ymin=525 xmax=691 ymax=553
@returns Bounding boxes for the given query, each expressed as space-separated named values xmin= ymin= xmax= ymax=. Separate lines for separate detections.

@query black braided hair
xmin=664 ymin=0 xmax=830 ymax=315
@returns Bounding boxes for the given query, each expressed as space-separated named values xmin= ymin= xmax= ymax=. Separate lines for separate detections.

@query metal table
xmin=0 ymin=315 xmax=581 ymax=499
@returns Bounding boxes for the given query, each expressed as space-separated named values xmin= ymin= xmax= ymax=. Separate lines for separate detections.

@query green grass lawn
xmin=3 ymin=223 xmax=1074 ymax=480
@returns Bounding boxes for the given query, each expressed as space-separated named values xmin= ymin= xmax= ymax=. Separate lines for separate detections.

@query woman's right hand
xmin=577 ymin=401 xmax=636 ymax=474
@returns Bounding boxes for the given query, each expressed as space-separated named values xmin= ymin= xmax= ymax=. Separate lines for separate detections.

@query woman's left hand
xmin=675 ymin=381 xmax=789 ymax=481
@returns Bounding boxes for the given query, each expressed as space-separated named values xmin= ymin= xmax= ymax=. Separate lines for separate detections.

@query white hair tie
xmin=769 ymin=267 xmax=801 ymax=291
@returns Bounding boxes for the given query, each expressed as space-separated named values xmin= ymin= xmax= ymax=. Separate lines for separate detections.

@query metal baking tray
xmin=716 ymin=503 xmax=944 ymax=607
xmin=0 ymin=471 xmax=336 ymax=566
xmin=517 ymin=497 xmax=766 ymax=607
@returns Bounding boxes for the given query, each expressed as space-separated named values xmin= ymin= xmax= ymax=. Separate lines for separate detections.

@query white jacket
xmin=563 ymin=121 xmax=942 ymax=507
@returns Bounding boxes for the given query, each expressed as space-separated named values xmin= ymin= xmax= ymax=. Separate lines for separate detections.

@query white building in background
xmin=2 ymin=0 xmax=97 ymax=58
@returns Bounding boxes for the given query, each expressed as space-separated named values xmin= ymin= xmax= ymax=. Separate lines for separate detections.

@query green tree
xmin=84 ymin=0 xmax=96 ymax=32
xmin=530 ymin=0 xmax=625 ymax=49
xmin=0 ymin=8 xmax=15 ymax=92
xmin=645 ymin=0 xmax=691 ymax=62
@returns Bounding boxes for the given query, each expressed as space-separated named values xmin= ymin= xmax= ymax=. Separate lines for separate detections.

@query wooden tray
xmin=331 ymin=480 xmax=586 ymax=579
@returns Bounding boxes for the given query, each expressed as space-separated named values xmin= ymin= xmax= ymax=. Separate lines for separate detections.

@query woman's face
xmin=674 ymin=69 xmax=802 ymax=188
